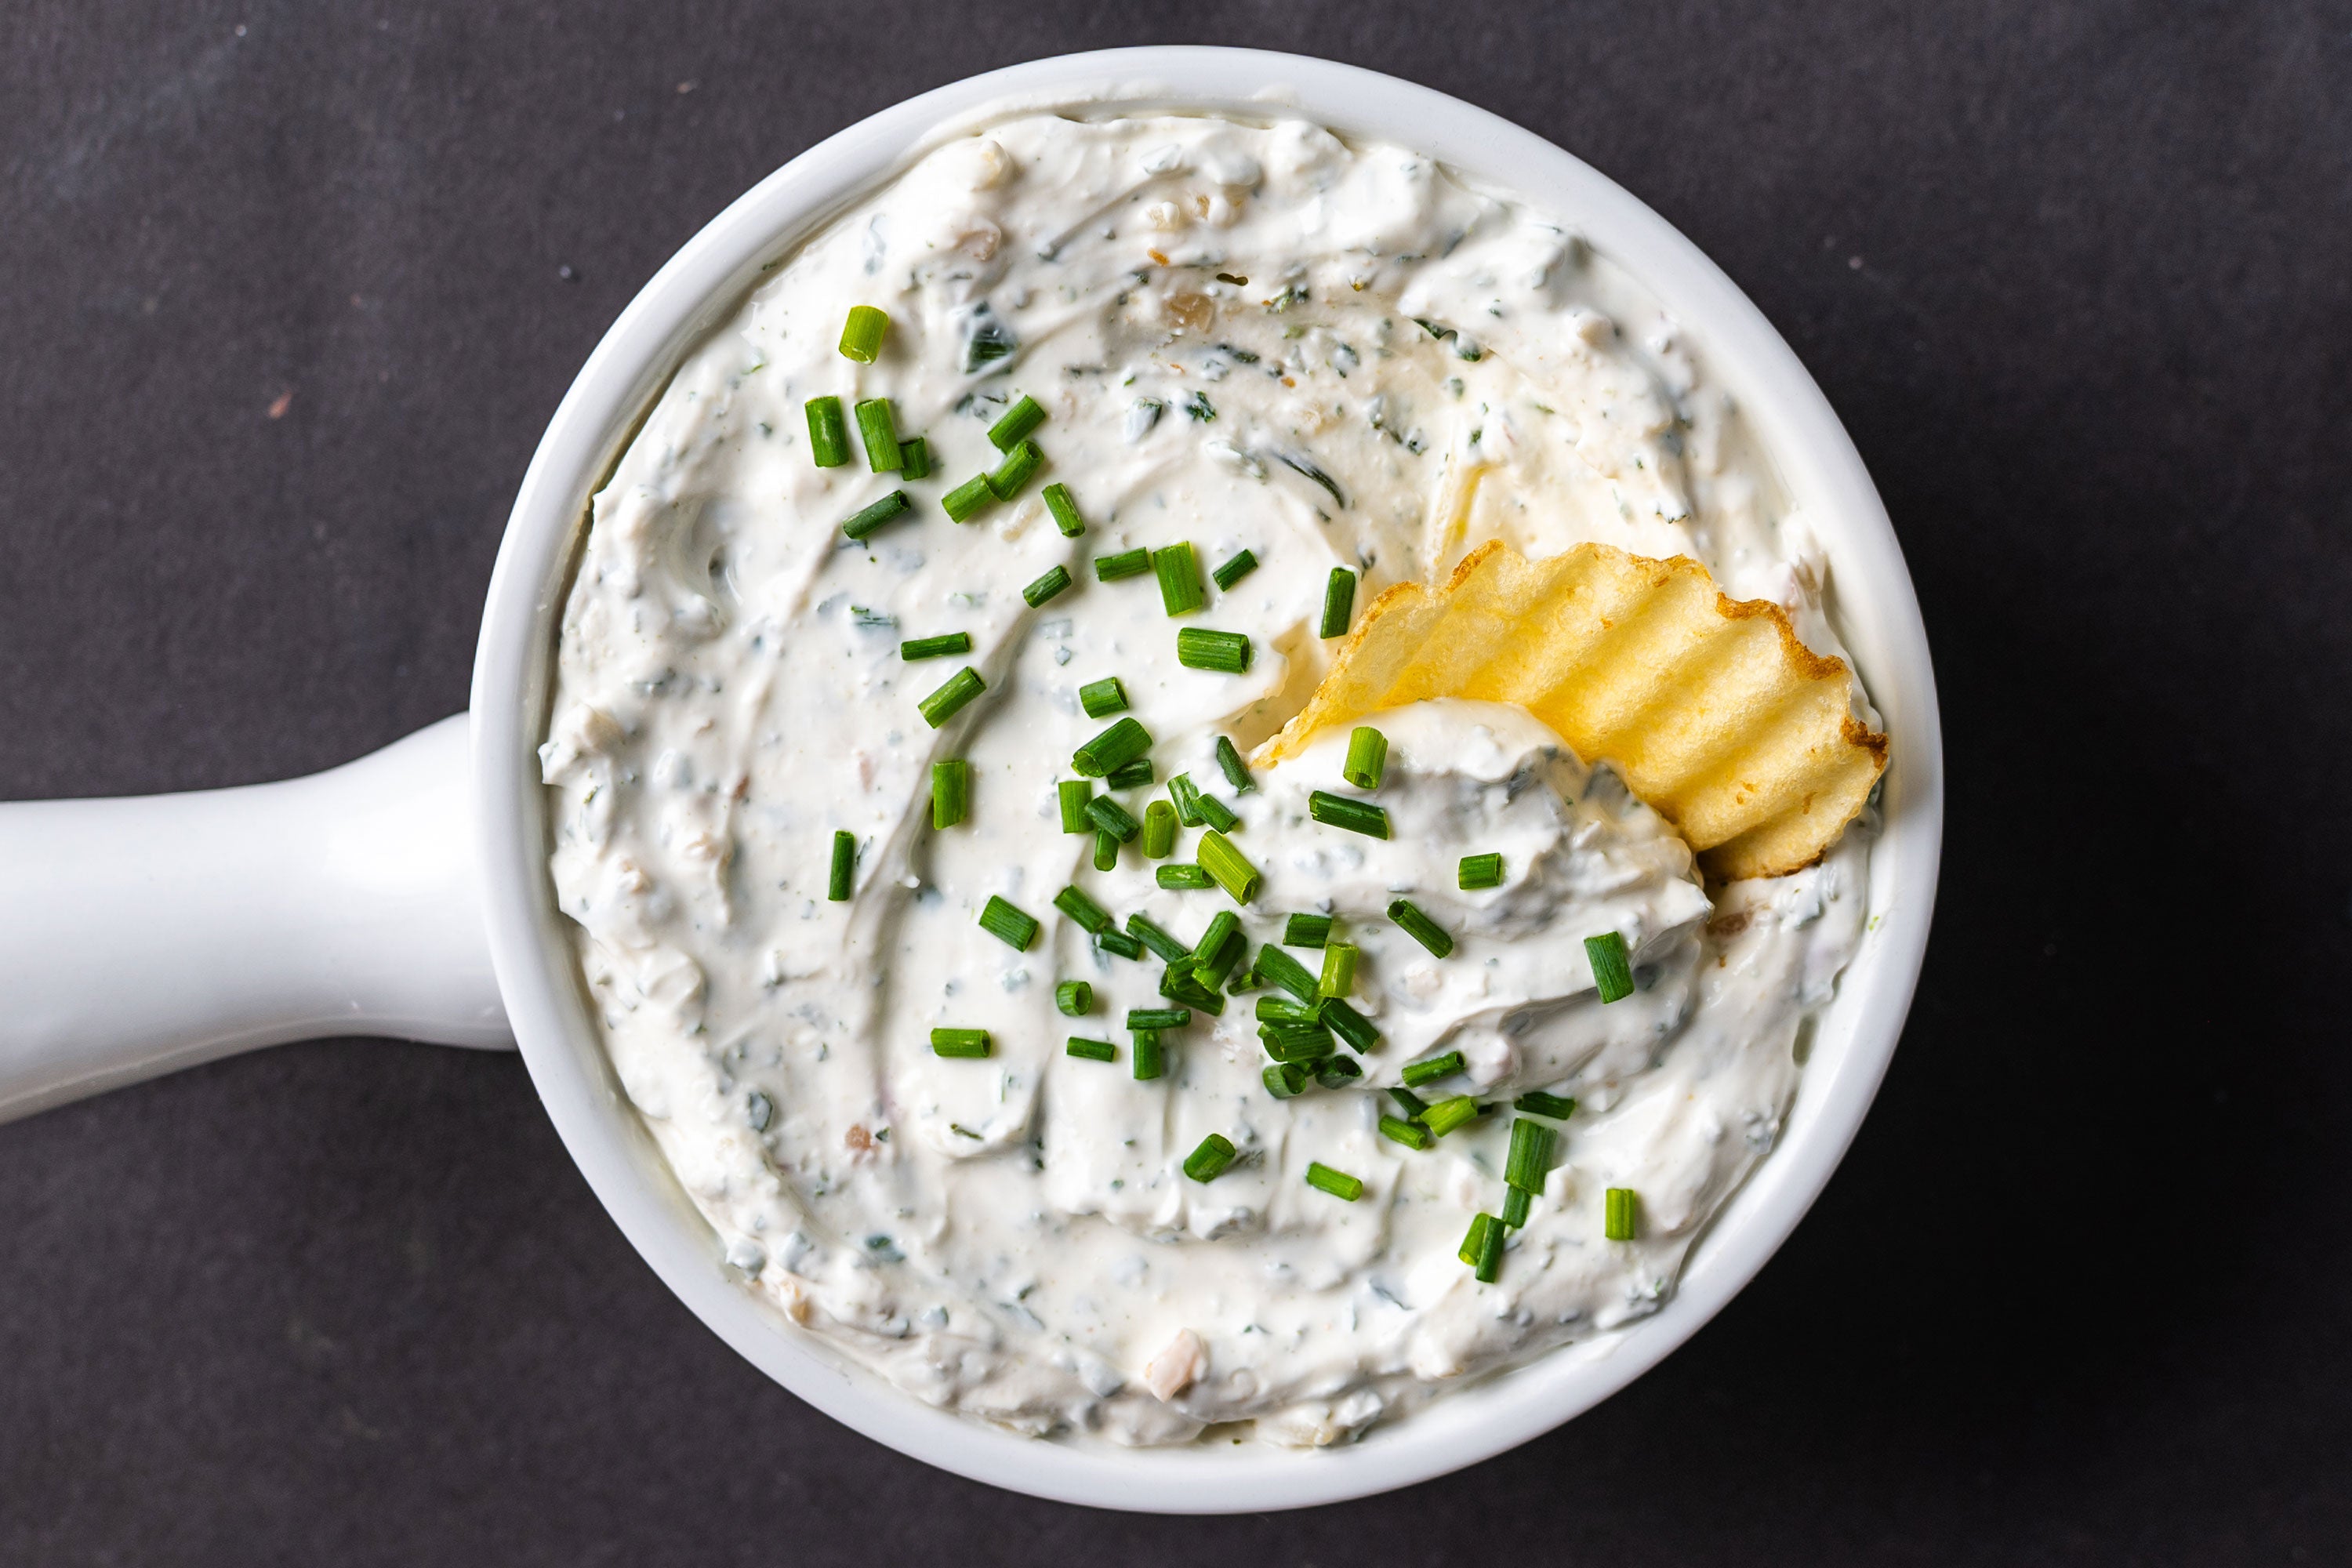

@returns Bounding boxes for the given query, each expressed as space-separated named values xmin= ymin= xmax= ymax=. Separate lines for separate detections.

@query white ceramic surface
xmin=0 ymin=48 xmax=1942 ymax=1512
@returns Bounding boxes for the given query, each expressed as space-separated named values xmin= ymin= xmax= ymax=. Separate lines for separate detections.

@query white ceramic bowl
xmin=0 ymin=45 xmax=1940 ymax=1513
xmin=473 ymin=48 xmax=1943 ymax=1511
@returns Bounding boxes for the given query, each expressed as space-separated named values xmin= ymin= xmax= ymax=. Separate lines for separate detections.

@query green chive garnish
xmin=1319 ymin=566 xmax=1356 ymax=638
xmin=900 ymin=632 xmax=971 ymax=661
xmin=1342 ymin=727 xmax=1388 ymax=790
xmin=942 ymin=474 xmax=995 ymax=522
xmin=1167 ymin=772 xmax=1207 ymax=826
xmin=1400 ymin=1050 xmax=1465 ymax=1088
xmin=1174 ymin=628 xmax=1251 ymax=673
xmin=1422 ymin=1094 xmax=1479 ymax=1137
xmin=1253 ymin=943 xmax=1317 ymax=1004
xmin=1052 ymin=885 xmax=1111 ymax=934
xmin=1458 ymin=852 xmax=1504 ymax=891
xmin=1388 ymin=898 xmax=1454 ymax=957
xmin=1042 ymin=481 xmax=1084 ymax=537
xmin=1055 ymin=980 xmax=1093 ymax=1016
xmin=1316 ymin=1055 xmax=1363 ymax=1090
xmin=1073 ymin=717 xmax=1152 ymax=778
xmin=931 ymin=1027 xmax=989 ymax=1058
xmin=931 ymin=759 xmax=969 ymax=829
xmin=806 ymin=396 xmax=849 ymax=467
xmin=1189 ymin=910 xmax=1240 ymax=973
xmin=1319 ymin=995 xmax=1380 ymax=1054
xmin=1196 ymin=829 xmax=1261 ymax=904
xmin=1132 ymin=1029 xmax=1165 ymax=1080
xmin=1255 ymin=996 xmax=1318 ymax=1024
xmin=828 ymin=830 xmax=855 ymax=901
xmin=986 ymin=394 xmax=1046 ymax=452
xmin=1153 ymin=542 xmax=1203 ymax=616
xmin=1461 ymin=1212 xmax=1504 ymax=1282
xmin=1214 ymin=735 xmax=1254 ymax=793
xmin=1057 ymin=779 xmax=1093 ymax=833
xmin=1085 ymin=795 xmax=1140 ymax=844
xmin=1096 ymin=927 xmax=1144 ymax=960
xmin=1210 ymin=549 xmax=1258 ymax=590
xmin=1105 ymin=758 xmax=1154 ymax=790
xmin=842 ymin=490 xmax=911 ymax=540
xmin=1126 ymin=913 xmax=1189 ymax=964
xmin=1078 ymin=677 xmax=1128 ymax=718
xmin=1022 ymin=564 xmax=1073 ymax=608
xmin=1094 ymin=547 xmax=1152 ymax=582
xmin=1094 ymin=829 xmax=1119 ymax=871
xmin=1318 ymin=941 xmax=1357 ymax=1000
xmin=1160 ymin=964 xmax=1226 ymax=1015
xmin=855 ymin=397 xmax=903 ymax=471
xmin=987 ymin=438 xmax=1043 ymax=499
xmin=1309 ymin=790 xmax=1389 ymax=838
xmin=1500 ymin=1186 xmax=1532 ymax=1229
xmin=1065 ymin=1036 xmax=1115 ymax=1062
xmin=898 ymin=435 xmax=931 ymax=481
xmin=1182 ymin=1133 xmax=1236 ymax=1182
xmin=1196 ymin=927 xmax=1247 ymax=988
xmin=977 ymin=895 xmax=1038 ymax=951
xmin=1283 ymin=913 xmax=1331 ymax=949
xmin=1378 ymin=1115 xmax=1433 ymax=1151
xmin=1259 ymin=1019 xmax=1334 ymax=1062
xmin=916 ymin=666 xmax=986 ymax=728
xmin=1305 ymin=1163 xmax=1364 ymax=1202
xmin=1142 ymin=800 xmax=1177 ymax=858
xmin=1156 ymin=862 xmax=1210 ymax=890
xmin=1504 ymin=1118 xmax=1557 ymax=1193
xmin=1127 ymin=1007 xmax=1190 ymax=1030
xmin=1585 ymin=931 xmax=1634 ymax=1003
xmin=1515 ymin=1091 xmax=1577 ymax=1120
xmin=837 ymin=304 xmax=887 ymax=362
xmin=1604 ymin=1187 xmax=1638 ymax=1240
xmin=1191 ymin=784 xmax=1239 ymax=833
xmin=1388 ymin=1087 xmax=1428 ymax=1117
xmin=1225 ymin=949 xmax=1262 ymax=996
xmin=1263 ymin=1062 xmax=1311 ymax=1098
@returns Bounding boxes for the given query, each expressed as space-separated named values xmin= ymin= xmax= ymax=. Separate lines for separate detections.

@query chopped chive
xmin=1167 ymin=772 xmax=1207 ymax=826
xmin=1065 ymin=1036 xmax=1115 ymax=1062
xmin=1153 ymin=543 xmax=1204 ymax=616
xmin=1422 ymin=1094 xmax=1479 ymax=1137
xmin=855 ymin=397 xmax=904 ymax=471
xmin=1126 ymin=913 xmax=1189 ymax=964
xmin=1183 ymin=1134 xmax=1237 ymax=1182
xmin=1318 ymin=941 xmax=1357 ymax=1000
xmin=837 ymin=304 xmax=888 ymax=362
xmin=1094 ymin=829 xmax=1119 ymax=871
xmin=1379 ymin=1115 xmax=1434 ymax=1151
xmin=1057 ymin=779 xmax=1093 ymax=833
xmin=1463 ymin=1212 xmax=1504 ymax=1282
xmin=1128 ymin=1007 xmax=1190 ymax=1030
xmin=1501 ymin=1186 xmax=1532 ymax=1229
xmin=987 ymin=437 xmax=1044 ymax=499
xmin=1189 ymin=911 xmax=1240 ymax=972
xmin=1342 ymin=727 xmax=1388 ymax=790
xmin=1073 ymin=717 xmax=1152 ymax=778
xmin=806 ymin=396 xmax=849 ymax=467
xmin=828 ymin=830 xmax=855 ymax=901
xmin=1515 ymin=1091 xmax=1577 ymax=1120
xmin=1255 ymin=996 xmax=1319 ymax=1024
xmin=917 ymin=666 xmax=986 ymax=728
xmin=1210 ymin=549 xmax=1258 ymax=590
xmin=1094 ymin=546 xmax=1152 ymax=581
xmin=1142 ymin=800 xmax=1177 ymax=858
xmin=1085 ymin=795 xmax=1141 ymax=844
xmin=1400 ymin=1049 xmax=1465 ymax=1088
xmin=1226 ymin=948 xmax=1263 ymax=994
xmin=1096 ymin=927 xmax=1144 ymax=960
xmin=1388 ymin=898 xmax=1454 ymax=957
xmin=1263 ymin=1061 xmax=1312 ymax=1098
xmin=1305 ymin=1162 xmax=1364 ymax=1201
xmin=1132 ymin=1029 xmax=1165 ymax=1080
xmin=898 ymin=434 xmax=931 ymax=480
xmin=1585 ymin=931 xmax=1635 ymax=1003
xmin=1505 ymin=1118 xmax=1558 ymax=1193
xmin=931 ymin=759 xmax=969 ymax=829
xmin=1458 ymin=852 xmax=1504 ymax=891
xmin=1258 ymin=1019 xmax=1334 ymax=1062
xmin=942 ymin=474 xmax=996 ymax=522
xmin=1041 ymin=481 xmax=1085 ymax=537
xmin=1055 ymin=980 xmax=1093 ymax=1016
xmin=1195 ymin=927 xmax=1247 ymax=988
xmin=1308 ymin=790 xmax=1389 ymax=839
xmin=1605 ymin=1187 xmax=1638 ymax=1240
xmin=1320 ymin=566 xmax=1357 ymax=637
xmin=1078 ymin=676 xmax=1129 ymax=718
xmin=977 ymin=895 xmax=1039 ymax=951
xmin=841 ymin=490 xmax=911 ymax=541
xmin=1214 ymin=735 xmax=1254 ymax=793
xmin=1253 ymin=942 xmax=1317 ymax=1004
xmin=1192 ymin=784 xmax=1240 ymax=833
xmin=986 ymin=394 xmax=1046 ymax=451
xmin=1283 ymin=913 xmax=1332 ymax=949
xmin=1457 ymin=1212 xmax=1492 ymax=1266
xmin=1196 ymin=830 xmax=1261 ymax=904
xmin=1156 ymin=862 xmax=1211 ymax=890
xmin=1052 ymin=884 xmax=1111 ymax=934
xmin=1105 ymin=758 xmax=1155 ymax=790
xmin=1022 ymin=564 xmax=1073 ymax=608
xmin=930 ymin=1026 xmax=989 ymax=1058
xmin=1388 ymin=1087 xmax=1428 ymax=1117
xmin=1159 ymin=963 xmax=1226 ymax=1015
xmin=900 ymin=632 xmax=971 ymax=661
xmin=1175 ymin=627 xmax=1252 ymax=673
xmin=1315 ymin=1055 xmax=1363 ymax=1089
xmin=1319 ymin=996 xmax=1381 ymax=1054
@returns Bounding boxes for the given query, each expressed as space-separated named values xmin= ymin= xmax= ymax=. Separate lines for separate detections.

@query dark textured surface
xmin=5 ymin=2 xmax=2349 ymax=1561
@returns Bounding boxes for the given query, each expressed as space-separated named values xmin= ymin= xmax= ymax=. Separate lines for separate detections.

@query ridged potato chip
xmin=1258 ymin=540 xmax=1888 ymax=879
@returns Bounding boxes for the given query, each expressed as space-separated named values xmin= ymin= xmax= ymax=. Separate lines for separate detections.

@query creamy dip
xmin=539 ymin=107 xmax=1873 ymax=1446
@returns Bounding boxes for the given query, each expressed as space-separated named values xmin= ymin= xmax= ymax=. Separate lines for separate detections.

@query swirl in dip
xmin=539 ymin=108 xmax=1873 ymax=1446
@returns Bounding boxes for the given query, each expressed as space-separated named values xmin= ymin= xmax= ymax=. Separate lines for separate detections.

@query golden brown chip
xmin=1258 ymin=540 xmax=1888 ymax=879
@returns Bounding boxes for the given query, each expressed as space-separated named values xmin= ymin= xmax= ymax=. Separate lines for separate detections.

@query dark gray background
xmin=5 ymin=2 xmax=2347 ymax=1562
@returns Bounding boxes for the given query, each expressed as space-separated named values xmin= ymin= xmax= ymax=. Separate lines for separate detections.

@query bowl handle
xmin=0 ymin=713 xmax=511 ymax=1124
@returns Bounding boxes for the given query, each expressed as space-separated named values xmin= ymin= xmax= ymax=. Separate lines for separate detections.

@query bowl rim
xmin=470 ymin=45 xmax=1944 ymax=1513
